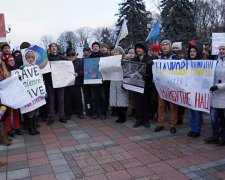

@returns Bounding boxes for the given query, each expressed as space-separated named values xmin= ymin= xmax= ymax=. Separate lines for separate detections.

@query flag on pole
xmin=145 ymin=20 xmax=160 ymax=42
xmin=115 ymin=19 xmax=129 ymax=46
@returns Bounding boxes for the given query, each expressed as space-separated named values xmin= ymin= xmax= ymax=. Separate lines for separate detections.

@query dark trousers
xmin=117 ymin=107 xmax=127 ymax=121
xmin=46 ymin=83 xmax=65 ymax=119
xmin=90 ymin=85 xmax=107 ymax=117
xmin=135 ymin=84 xmax=156 ymax=123
xmin=65 ymin=86 xmax=83 ymax=116
xmin=83 ymin=85 xmax=92 ymax=115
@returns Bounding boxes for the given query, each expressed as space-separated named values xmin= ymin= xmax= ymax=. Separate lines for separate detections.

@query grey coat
xmin=110 ymin=81 xmax=129 ymax=107
xmin=211 ymin=56 xmax=225 ymax=108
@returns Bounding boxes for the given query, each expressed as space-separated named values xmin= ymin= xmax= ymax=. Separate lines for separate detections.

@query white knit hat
xmin=172 ymin=42 xmax=182 ymax=50
xmin=219 ymin=42 xmax=225 ymax=48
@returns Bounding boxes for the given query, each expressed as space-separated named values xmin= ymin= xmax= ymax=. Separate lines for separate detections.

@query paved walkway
xmin=0 ymin=113 xmax=225 ymax=180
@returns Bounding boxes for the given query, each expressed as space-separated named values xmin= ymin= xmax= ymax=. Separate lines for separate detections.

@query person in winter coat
xmin=132 ymin=41 xmax=155 ymax=128
xmin=0 ymin=43 xmax=12 ymax=63
xmin=186 ymin=42 xmax=204 ymax=138
xmin=0 ymin=58 xmax=12 ymax=146
xmin=154 ymin=40 xmax=178 ymax=134
xmin=89 ymin=42 xmax=107 ymax=119
xmin=45 ymin=43 xmax=67 ymax=125
xmin=110 ymin=46 xmax=129 ymax=123
xmin=22 ymin=50 xmax=44 ymax=135
xmin=65 ymin=50 xmax=84 ymax=120
xmin=4 ymin=55 xmax=22 ymax=137
xmin=204 ymin=43 xmax=225 ymax=146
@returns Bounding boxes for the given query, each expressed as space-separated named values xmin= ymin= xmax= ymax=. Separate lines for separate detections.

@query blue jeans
xmin=210 ymin=107 xmax=225 ymax=138
xmin=188 ymin=109 xmax=203 ymax=133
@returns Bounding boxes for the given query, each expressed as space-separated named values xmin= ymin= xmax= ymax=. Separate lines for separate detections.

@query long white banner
xmin=152 ymin=60 xmax=217 ymax=113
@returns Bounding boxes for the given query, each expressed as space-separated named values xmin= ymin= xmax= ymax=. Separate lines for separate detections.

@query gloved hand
xmin=148 ymin=60 xmax=154 ymax=66
xmin=19 ymin=65 xmax=24 ymax=70
xmin=209 ymin=85 xmax=218 ymax=92
xmin=121 ymin=85 xmax=126 ymax=90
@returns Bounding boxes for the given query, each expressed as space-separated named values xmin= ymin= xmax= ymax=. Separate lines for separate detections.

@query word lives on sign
xmin=152 ymin=60 xmax=217 ymax=113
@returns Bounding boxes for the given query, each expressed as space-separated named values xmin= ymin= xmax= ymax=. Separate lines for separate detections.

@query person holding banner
xmin=4 ymin=55 xmax=22 ymax=137
xmin=186 ymin=42 xmax=204 ymax=138
xmin=205 ymin=43 xmax=225 ymax=146
xmin=110 ymin=46 xmax=129 ymax=123
xmin=65 ymin=50 xmax=84 ymax=120
xmin=89 ymin=42 xmax=107 ymax=119
xmin=0 ymin=59 xmax=12 ymax=146
xmin=154 ymin=40 xmax=178 ymax=134
xmin=45 ymin=43 xmax=67 ymax=125
xmin=132 ymin=41 xmax=154 ymax=128
xmin=22 ymin=50 xmax=42 ymax=135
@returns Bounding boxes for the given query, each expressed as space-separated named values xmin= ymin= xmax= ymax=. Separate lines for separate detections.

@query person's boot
xmin=120 ymin=107 xmax=127 ymax=123
xmin=33 ymin=116 xmax=40 ymax=134
xmin=28 ymin=118 xmax=36 ymax=136
xmin=47 ymin=117 xmax=55 ymax=125
xmin=0 ymin=160 xmax=6 ymax=167
xmin=133 ymin=119 xmax=142 ymax=128
xmin=144 ymin=120 xmax=150 ymax=128
xmin=111 ymin=107 xmax=116 ymax=116
xmin=0 ymin=133 xmax=11 ymax=146
xmin=115 ymin=108 xmax=122 ymax=123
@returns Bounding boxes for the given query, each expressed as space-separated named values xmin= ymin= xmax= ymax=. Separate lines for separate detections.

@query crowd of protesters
xmin=0 ymin=38 xmax=225 ymax=167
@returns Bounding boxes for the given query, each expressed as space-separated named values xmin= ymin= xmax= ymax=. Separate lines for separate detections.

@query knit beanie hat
xmin=128 ymin=48 xmax=135 ymax=54
xmin=48 ymin=42 xmax=57 ymax=49
xmin=161 ymin=40 xmax=172 ymax=47
xmin=172 ymin=42 xmax=182 ymax=50
xmin=152 ymin=44 xmax=161 ymax=52
xmin=113 ymin=46 xmax=125 ymax=57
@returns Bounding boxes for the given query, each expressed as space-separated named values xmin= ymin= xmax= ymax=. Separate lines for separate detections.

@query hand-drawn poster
xmin=99 ymin=55 xmax=123 ymax=81
xmin=83 ymin=58 xmax=102 ymax=84
xmin=11 ymin=65 xmax=46 ymax=114
xmin=0 ymin=75 xmax=32 ymax=109
xmin=22 ymin=45 xmax=51 ymax=74
xmin=50 ymin=61 xmax=75 ymax=88
xmin=122 ymin=60 xmax=146 ymax=93
xmin=152 ymin=59 xmax=217 ymax=113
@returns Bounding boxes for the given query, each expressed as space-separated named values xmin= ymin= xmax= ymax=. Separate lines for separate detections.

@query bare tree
xmin=75 ymin=27 xmax=93 ymax=46
xmin=41 ymin=35 xmax=54 ymax=49
xmin=57 ymin=31 xmax=78 ymax=52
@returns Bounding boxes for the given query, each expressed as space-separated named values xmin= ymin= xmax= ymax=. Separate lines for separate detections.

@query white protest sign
xmin=11 ymin=65 xmax=46 ymax=114
xmin=152 ymin=60 xmax=217 ymax=113
xmin=0 ymin=75 xmax=32 ymax=109
xmin=50 ymin=61 xmax=75 ymax=88
xmin=212 ymin=33 xmax=225 ymax=55
xmin=99 ymin=55 xmax=123 ymax=81
xmin=76 ymin=47 xmax=84 ymax=59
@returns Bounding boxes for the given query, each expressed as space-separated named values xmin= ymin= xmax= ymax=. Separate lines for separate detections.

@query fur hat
xmin=135 ymin=41 xmax=148 ymax=53
xmin=113 ymin=46 xmax=125 ymax=57
xmin=161 ymin=40 xmax=172 ymax=47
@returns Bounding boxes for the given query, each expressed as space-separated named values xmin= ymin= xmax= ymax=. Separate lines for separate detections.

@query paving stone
xmin=46 ymin=148 xmax=61 ymax=155
xmin=185 ymin=172 xmax=200 ymax=179
xmin=60 ymin=146 xmax=75 ymax=153
xmin=30 ymin=164 xmax=52 ymax=176
xmin=26 ymin=145 xmax=45 ymax=153
xmin=7 ymin=168 xmax=30 ymax=180
xmin=7 ymin=160 xmax=28 ymax=171
xmin=55 ymin=171 xmax=75 ymax=180
xmin=50 ymin=159 xmax=67 ymax=167
xmin=48 ymin=153 xmax=64 ymax=161
xmin=52 ymin=164 xmax=71 ymax=173
xmin=0 ymin=172 xmax=6 ymax=180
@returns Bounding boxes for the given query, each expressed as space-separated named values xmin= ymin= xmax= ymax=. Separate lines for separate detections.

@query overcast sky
xmin=0 ymin=0 xmax=159 ymax=48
